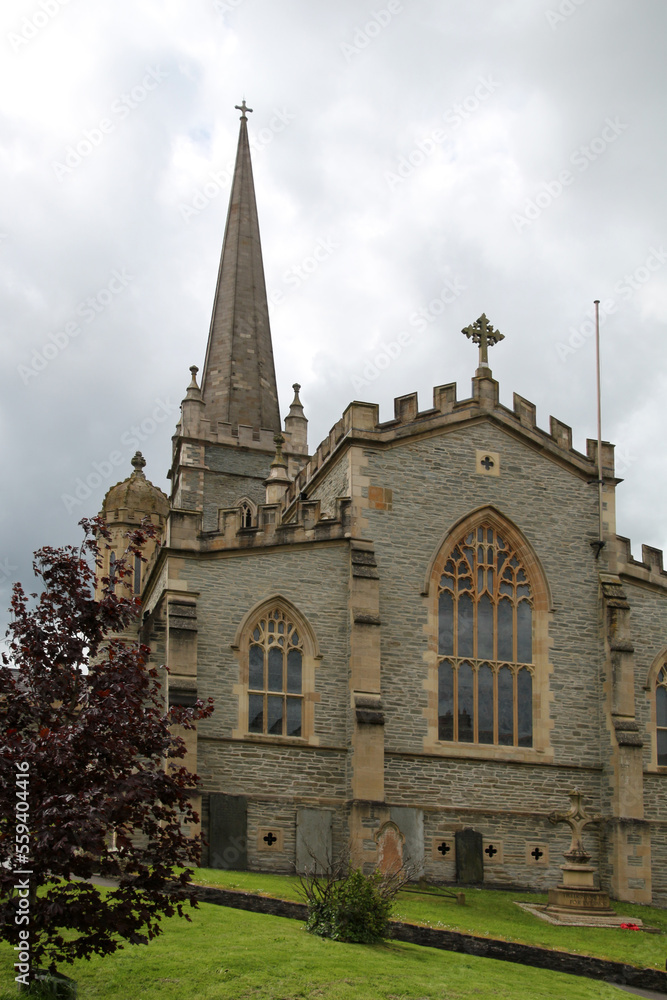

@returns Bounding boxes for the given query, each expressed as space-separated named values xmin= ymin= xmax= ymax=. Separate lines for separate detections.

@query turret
xmin=97 ymin=452 xmax=169 ymax=602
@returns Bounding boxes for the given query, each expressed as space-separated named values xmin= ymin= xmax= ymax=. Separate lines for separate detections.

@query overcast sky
xmin=1 ymin=0 xmax=666 ymax=634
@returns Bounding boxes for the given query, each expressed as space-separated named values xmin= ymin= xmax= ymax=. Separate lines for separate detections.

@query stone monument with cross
xmin=546 ymin=788 xmax=615 ymax=915
xmin=462 ymin=313 xmax=504 ymax=376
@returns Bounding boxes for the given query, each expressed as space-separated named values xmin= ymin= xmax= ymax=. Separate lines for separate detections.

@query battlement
xmin=283 ymin=374 xmax=615 ymax=511
xmin=175 ymin=417 xmax=279 ymax=452
xmin=615 ymin=535 xmax=667 ymax=588
xmin=166 ymin=497 xmax=351 ymax=552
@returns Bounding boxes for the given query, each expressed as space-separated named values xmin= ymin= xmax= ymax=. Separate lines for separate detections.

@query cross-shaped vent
xmin=476 ymin=449 xmax=500 ymax=476
xmin=263 ymin=831 xmax=277 ymax=847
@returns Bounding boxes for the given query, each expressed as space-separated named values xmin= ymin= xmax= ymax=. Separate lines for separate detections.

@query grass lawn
xmin=187 ymin=868 xmax=667 ymax=971
xmin=0 ymin=900 xmax=632 ymax=1000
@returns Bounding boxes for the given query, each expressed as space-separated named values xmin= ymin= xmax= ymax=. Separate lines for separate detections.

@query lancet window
xmin=657 ymin=665 xmax=667 ymax=767
xmin=239 ymin=500 xmax=254 ymax=529
xmin=247 ymin=608 xmax=303 ymax=737
xmin=437 ymin=523 xmax=534 ymax=748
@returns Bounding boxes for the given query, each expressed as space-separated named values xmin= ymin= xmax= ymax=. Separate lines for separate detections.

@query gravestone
xmin=209 ymin=793 xmax=247 ymax=870
xmin=390 ymin=806 xmax=425 ymax=876
xmin=376 ymin=821 xmax=404 ymax=874
xmin=296 ymin=808 xmax=333 ymax=873
xmin=455 ymin=828 xmax=483 ymax=884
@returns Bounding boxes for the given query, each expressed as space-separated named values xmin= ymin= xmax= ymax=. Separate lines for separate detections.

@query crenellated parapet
xmin=165 ymin=497 xmax=351 ymax=553
xmin=282 ymin=374 xmax=617 ymax=513
xmin=615 ymin=535 xmax=667 ymax=589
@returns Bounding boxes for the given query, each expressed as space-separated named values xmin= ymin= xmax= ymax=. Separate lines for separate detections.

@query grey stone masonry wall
xmin=622 ymin=578 xmax=667 ymax=772
xmin=385 ymin=754 xmax=601 ymax=815
xmin=363 ymin=421 xmax=604 ymax=766
xmin=421 ymin=800 xmax=604 ymax=891
xmin=388 ymin=754 xmax=603 ymax=889
xmin=201 ymin=443 xmax=273 ymax=531
xmin=199 ymin=740 xmax=347 ymax=801
xmin=620 ymin=572 xmax=667 ymax=903
xmin=176 ymin=542 xmax=351 ymax=748
xmin=308 ymin=453 xmax=350 ymax=517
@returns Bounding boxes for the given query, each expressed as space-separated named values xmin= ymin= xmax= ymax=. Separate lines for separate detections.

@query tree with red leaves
xmin=0 ymin=517 xmax=213 ymax=985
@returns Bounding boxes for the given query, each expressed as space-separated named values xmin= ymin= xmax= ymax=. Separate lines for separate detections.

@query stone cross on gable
xmin=549 ymin=787 xmax=601 ymax=865
xmin=462 ymin=313 xmax=504 ymax=370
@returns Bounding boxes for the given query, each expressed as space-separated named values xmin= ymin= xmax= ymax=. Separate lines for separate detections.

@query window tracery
xmin=657 ymin=664 xmax=667 ymax=767
xmin=247 ymin=608 xmax=303 ymax=737
xmin=239 ymin=500 xmax=254 ymax=529
xmin=437 ymin=523 xmax=534 ymax=748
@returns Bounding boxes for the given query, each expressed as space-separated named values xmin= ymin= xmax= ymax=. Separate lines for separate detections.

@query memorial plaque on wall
xmin=390 ymin=806 xmax=425 ymax=876
xmin=209 ymin=793 xmax=247 ymax=870
xmin=455 ymin=828 xmax=483 ymax=884
xmin=296 ymin=808 xmax=333 ymax=873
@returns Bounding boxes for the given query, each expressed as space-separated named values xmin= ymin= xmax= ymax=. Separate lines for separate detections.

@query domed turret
xmin=97 ymin=452 xmax=169 ymax=600
xmin=102 ymin=451 xmax=170 ymax=522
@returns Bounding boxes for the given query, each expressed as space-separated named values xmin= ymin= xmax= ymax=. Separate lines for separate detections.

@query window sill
xmin=241 ymin=732 xmax=314 ymax=747
xmin=425 ymin=741 xmax=552 ymax=764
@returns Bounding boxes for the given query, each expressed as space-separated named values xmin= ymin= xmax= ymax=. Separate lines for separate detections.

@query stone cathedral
xmin=99 ymin=106 xmax=667 ymax=904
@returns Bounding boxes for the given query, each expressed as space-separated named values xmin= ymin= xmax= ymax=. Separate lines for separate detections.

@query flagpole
xmin=594 ymin=299 xmax=604 ymax=548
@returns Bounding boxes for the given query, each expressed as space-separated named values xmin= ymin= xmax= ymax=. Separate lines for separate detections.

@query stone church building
xmin=99 ymin=107 xmax=667 ymax=904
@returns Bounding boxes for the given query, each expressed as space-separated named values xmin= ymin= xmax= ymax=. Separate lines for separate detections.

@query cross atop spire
xmin=462 ymin=313 xmax=504 ymax=374
xmin=235 ymin=99 xmax=253 ymax=120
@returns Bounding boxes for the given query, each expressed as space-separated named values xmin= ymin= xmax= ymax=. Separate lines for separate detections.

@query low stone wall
xmin=191 ymin=884 xmax=307 ymax=921
xmin=387 ymin=920 xmax=667 ymax=993
xmin=189 ymin=884 xmax=667 ymax=993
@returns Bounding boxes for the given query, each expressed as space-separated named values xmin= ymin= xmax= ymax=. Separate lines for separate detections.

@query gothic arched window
xmin=238 ymin=499 xmax=255 ymax=529
xmin=436 ymin=522 xmax=535 ymax=748
xmin=657 ymin=664 xmax=667 ymax=767
xmin=247 ymin=607 xmax=304 ymax=737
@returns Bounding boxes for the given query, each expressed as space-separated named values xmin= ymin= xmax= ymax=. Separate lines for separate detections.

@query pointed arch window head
xmin=247 ymin=608 xmax=303 ymax=737
xmin=657 ymin=664 xmax=667 ymax=767
xmin=239 ymin=500 xmax=255 ymax=529
xmin=437 ymin=523 xmax=534 ymax=748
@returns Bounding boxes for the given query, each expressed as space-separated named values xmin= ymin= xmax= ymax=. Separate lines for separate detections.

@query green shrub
xmin=304 ymin=868 xmax=395 ymax=944
xmin=18 ymin=970 xmax=77 ymax=998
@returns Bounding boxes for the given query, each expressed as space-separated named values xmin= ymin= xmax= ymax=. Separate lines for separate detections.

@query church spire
xmin=200 ymin=103 xmax=281 ymax=433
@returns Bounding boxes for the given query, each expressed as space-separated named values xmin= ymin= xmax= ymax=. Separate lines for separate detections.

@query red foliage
xmin=0 ymin=518 xmax=213 ymax=975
